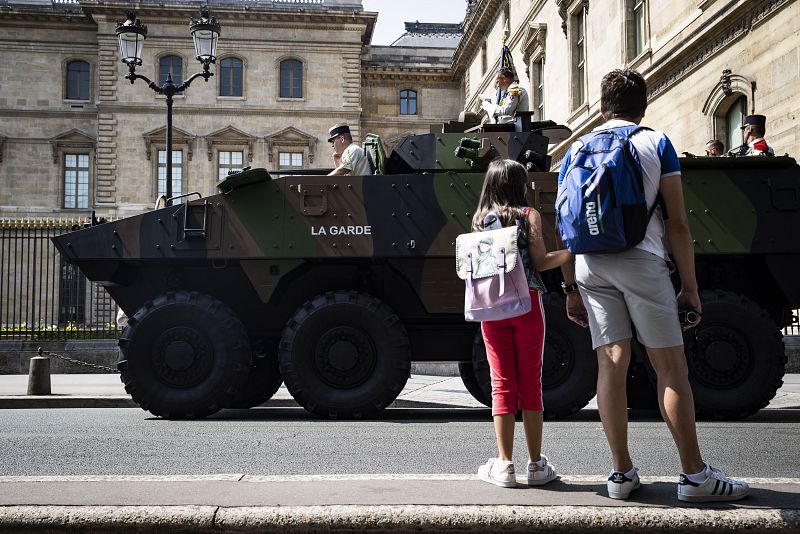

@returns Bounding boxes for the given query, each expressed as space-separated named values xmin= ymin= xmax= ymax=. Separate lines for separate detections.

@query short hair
xmin=706 ymin=139 xmax=724 ymax=152
xmin=342 ymin=132 xmax=353 ymax=143
xmin=750 ymin=124 xmax=765 ymax=137
xmin=600 ymin=69 xmax=648 ymax=119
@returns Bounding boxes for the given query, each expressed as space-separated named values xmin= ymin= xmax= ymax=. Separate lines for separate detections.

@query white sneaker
xmin=527 ymin=455 xmax=557 ymax=486
xmin=478 ymin=458 xmax=517 ymax=488
xmin=607 ymin=468 xmax=640 ymax=499
xmin=677 ymin=463 xmax=749 ymax=502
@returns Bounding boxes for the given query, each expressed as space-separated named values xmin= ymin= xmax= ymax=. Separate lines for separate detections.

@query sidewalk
xmin=1 ymin=373 xmax=799 ymax=410
xmin=0 ymin=474 xmax=797 ymax=532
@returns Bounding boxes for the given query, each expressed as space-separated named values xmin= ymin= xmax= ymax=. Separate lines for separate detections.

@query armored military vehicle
xmin=52 ymin=112 xmax=798 ymax=420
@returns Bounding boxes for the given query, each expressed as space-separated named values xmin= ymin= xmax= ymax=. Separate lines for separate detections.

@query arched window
xmin=400 ymin=90 xmax=417 ymax=115
xmin=280 ymin=59 xmax=303 ymax=98
xmin=66 ymin=60 xmax=90 ymax=100
xmin=725 ymin=95 xmax=747 ymax=154
xmin=158 ymin=55 xmax=183 ymax=85
xmin=219 ymin=57 xmax=244 ymax=97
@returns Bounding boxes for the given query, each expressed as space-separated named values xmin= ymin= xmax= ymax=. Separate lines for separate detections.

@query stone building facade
xmin=0 ymin=1 xmax=463 ymax=219
xmin=453 ymin=0 xmax=799 ymax=164
xmin=2 ymin=0 xmax=798 ymax=220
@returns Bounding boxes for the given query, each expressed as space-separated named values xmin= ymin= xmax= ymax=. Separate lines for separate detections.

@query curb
xmin=0 ymin=505 xmax=797 ymax=533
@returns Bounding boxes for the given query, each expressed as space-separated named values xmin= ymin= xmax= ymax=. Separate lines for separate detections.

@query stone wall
xmin=456 ymin=0 xmax=799 ymax=160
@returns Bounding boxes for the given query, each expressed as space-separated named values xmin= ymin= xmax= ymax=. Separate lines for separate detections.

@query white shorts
xmin=575 ymin=248 xmax=683 ymax=350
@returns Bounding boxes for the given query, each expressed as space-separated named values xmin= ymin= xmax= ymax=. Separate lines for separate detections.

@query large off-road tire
xmin=685 ymin=290 xmax=786 ymax=420
xmin=278 ymin=291 xmax=411 ymax=419
xmin=540 ymin=293 xmax=597 ymax=418
xmin=458 ymin=362 xmax=492 ymax=408
xmin=457 ymin=330 xmax=492 ymax=408
xmin=225 ymin=353 xmax=283 ymax=409
xmin=626 ymin=340 xmax=659 ymax=410
xmin=461 ymin=294 xmax=597 ymax=418
xmin=118 ymin=291 xmax=251 ymax=419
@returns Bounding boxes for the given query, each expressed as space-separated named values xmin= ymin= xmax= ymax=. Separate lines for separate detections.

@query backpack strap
xmin=610 ymin=126 xmax=665 ymax=222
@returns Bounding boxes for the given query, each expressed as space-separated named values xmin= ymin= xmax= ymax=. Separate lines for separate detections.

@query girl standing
xmin=473 ymin=158 xmax=573 ymax=488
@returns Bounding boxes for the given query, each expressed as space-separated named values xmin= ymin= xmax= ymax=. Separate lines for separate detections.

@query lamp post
xmin=115 ymin=10 xmax=221 ymax=206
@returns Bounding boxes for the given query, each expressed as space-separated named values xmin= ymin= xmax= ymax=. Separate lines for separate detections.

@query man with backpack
xmin=556 ymin=69 xmax=749 ymax=502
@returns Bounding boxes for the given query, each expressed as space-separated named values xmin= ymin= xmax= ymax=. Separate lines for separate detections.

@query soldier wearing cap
xmin=729 ymin=114 xmax=774 ymax=156
xmin=480 ymin=68 xmax=529 ymax=124
xmin=327 ymin=124 xmax=371 ymax=176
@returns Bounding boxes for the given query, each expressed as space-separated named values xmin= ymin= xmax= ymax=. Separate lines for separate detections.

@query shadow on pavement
xmin=152 ymin=407 xmax=800 ymax=424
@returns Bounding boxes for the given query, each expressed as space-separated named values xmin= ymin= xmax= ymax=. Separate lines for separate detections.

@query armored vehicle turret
xmin=53 ymin=113 xmax=798 ymax=420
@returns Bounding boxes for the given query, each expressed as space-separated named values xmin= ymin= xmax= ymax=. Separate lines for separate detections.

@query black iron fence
xmin=0 ymin=217 xmax=121 ymax=340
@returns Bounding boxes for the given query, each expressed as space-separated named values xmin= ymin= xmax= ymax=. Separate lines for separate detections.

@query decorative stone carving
xmin=49 ymin=129 xmax=96 ymax=164
xmin=142 ymin=126 xmax=195 ymax=161
xmin=649 ymin=0 xmax=790 ymax=99
xmin=556 ymin=0 xmax=588 ymax=37
xmin=721 ymin=69 xmax=733 ymax=96
xmin=263 ymin=126 xmax=318 ymax=164
xmin=523 ymin=22 xmax=547 ymax=65
xmin=203 ymin=125 xmax=256 ymax=162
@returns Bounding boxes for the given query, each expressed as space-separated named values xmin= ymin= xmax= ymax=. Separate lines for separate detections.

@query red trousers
xmin=481 ymin=290 xmax=545 ymax=415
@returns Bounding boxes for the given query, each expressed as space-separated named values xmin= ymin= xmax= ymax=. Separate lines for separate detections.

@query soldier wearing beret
xmin=327 ymin=124 xmax=370 ymax=176
xmin=729 ymin=114 xmax=774 ymax=156
xmin=481 ymin=68 xmax=530 ymax=124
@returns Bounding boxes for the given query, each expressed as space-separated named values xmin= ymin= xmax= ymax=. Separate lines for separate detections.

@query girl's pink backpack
xmin=455 ymin=213 xmax=531 ymax=322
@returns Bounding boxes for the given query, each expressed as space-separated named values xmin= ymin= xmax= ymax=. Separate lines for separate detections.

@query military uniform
xmin=327 ymin=124 xmax=371 ymax=176
xmin=739 ymin=138 xmax=775 ymax=156
xmin=339 ymin=143 xmax=371 ymax=176
xmin=493 ymin=82 xmax=529 ymax=124
xmin=728 ymin=114 xmax=774 ymax=156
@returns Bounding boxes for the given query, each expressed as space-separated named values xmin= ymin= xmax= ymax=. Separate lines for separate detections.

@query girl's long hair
xmin=472 ymin=158 xmax=528 ymax=231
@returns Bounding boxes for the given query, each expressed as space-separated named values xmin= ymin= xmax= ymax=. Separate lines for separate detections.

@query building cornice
xmin=646 ymin=0 xmax=789 ymax=100
xmin=362 ymin=66 xmax=455 ymax=83
xmin=450 ymin=0 xmax=504 ymax=77
xmin=84 ymin=3 xmax=377 ymax=45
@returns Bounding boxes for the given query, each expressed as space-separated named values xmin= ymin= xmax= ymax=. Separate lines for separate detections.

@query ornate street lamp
xmin=115 ymin=10 xmax=221 ymax=205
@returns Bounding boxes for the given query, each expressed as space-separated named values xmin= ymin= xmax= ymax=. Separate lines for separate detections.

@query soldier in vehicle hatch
xmin=728 ymin=114 xmax=775 ymax=156
xmin=704 ymin=139 xmax=724 ymax=157
xmin=327 ymin=124 xmax=371 ymax=176
xmin=480 ymin=68 xmax=529 ymax=124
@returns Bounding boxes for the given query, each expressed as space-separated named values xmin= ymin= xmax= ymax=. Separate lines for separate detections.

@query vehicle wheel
xmin=540 ymin=293 xmax=597 ymax=419
xmin=278 ymin=291 xmax=411 ymax=419
xmin=626 ymin=340 xmax=659 ymax=410
xmin=225 ymin=352 xmax=283 ymax=409
xmin=465 ymin=295 xmax=597 ymax=419
xmin=458 ymin=362 xmax=492 ymax=408
xmin=118 ymin=291 xmax=250 ymax=419
xmin=685 ymin=290 xmax=785 ymax=420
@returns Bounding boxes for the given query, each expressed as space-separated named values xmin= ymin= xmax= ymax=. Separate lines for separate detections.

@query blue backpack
xmin=556 ymin=125 xmax=659 ymax=254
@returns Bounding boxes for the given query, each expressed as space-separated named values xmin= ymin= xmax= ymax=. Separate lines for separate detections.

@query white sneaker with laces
xmin=607 ymin=468 xmax=640 ymax=499
xmin=677 ymin=463 xmax=749 ymax=502
xmin=477 ymin=458 xmax=517 ymax=488
xmin=527 ymin=455 xmax=557 ymax=486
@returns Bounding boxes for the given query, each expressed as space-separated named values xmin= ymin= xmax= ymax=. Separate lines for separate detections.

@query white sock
xmin=686 ymin=463 xmax=708 ymax=484
xmin=531 ymin=456 xmax=545 ymax=467
xmin=610 ymin=467 xmax=637 ymax=478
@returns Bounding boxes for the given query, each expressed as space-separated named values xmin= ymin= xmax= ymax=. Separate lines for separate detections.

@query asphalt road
xmin=2 ymin=407 xmax=799 ymax=478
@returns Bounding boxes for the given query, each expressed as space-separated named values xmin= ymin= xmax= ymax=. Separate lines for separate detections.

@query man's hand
xmin=480 ymin=101 xmax=496 ymax=115
xmin=566 ymin=292 xmax=588 ymax=328
xmin=677 ymin=288 xmax=702 ymax=330
xmin=332 ymin=152 xmax=341 ymax=165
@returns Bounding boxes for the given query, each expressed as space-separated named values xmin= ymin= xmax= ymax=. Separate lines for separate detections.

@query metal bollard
xmin=27 ymin=348 xmax=51 ymax=395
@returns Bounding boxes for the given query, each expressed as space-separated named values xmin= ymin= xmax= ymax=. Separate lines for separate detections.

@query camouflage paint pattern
xmin=52 ymin=131 xmax=800 ymax=323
